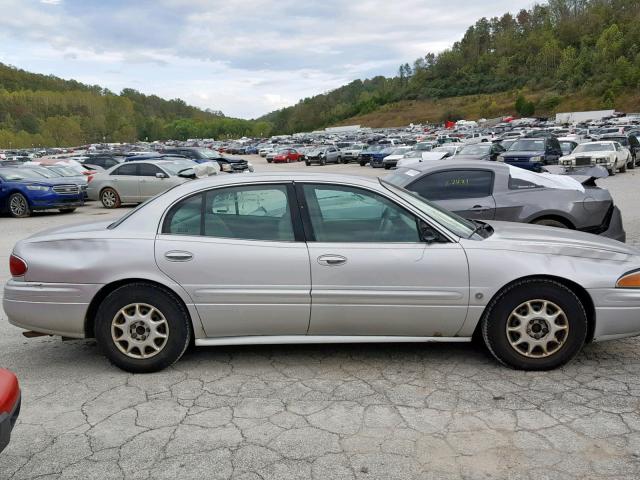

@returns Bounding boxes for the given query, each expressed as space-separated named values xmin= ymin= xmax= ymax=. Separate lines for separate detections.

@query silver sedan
xmin=5 ymin=173 xmax=640 ymax=373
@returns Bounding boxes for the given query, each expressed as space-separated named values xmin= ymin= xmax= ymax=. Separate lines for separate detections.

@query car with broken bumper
xmin=5 ymin=173 xmax=640 ymax=373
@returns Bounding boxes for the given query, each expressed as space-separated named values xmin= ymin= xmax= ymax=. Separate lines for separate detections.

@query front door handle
xmin=317 ymin=254 xmax=347 ymax=266
xmin=164 ymin=251 xmax=193 ymax=262
xmin=471 ymin=205 xmax=491 ymax=211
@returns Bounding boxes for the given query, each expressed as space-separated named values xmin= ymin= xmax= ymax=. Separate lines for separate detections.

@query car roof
xmin=396 ymin=160 xmax=510 ymax=173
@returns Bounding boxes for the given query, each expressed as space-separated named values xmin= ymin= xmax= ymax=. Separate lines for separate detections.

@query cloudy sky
xmin=0 ymin=0 xmax=533 ymax=119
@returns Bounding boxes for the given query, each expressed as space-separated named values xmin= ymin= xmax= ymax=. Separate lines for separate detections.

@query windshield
xmin=403 ymin=150 xmax=422 ymax=158
xmin=458 ymin=144 xmax=491 ymax=155
xmin=574 ymin=143 xmax=613 ymax=153
xmin=0 ymin=168 xmax=48 ymax=181
xmin=364 ymin=145 xmax=383 ymax=153
xmin=509 ymin=139 xmax=545 ymax=151
xmin=380 ymin=179 xmax=478 ymax=239
xmin=48 ymin=166 xmax=80 ymax=177
xmin=391 ymin=148 xmax=408 ymax=155
xmin=197 ymin=149 xmax=221 ymax=159
xmin=160 ymin=161 xmax=198 ymax=175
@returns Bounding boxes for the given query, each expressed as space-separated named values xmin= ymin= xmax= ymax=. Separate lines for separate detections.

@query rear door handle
xmin=317 ymin=254 xmax=347 ymax=266
xmin=164 ymin=251 xmax=193 ymax=262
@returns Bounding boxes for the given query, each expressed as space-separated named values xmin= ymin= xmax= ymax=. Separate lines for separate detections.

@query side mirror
xmin=419 ymin=220 xmax=442 ymax=244
xmin=156 ymin=172 xmax=168 ymax=179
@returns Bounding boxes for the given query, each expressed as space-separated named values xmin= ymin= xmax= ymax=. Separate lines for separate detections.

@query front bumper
xmin=24 ymin=190 xmax=84 ymax=211
xmin=3 ymin=280 xmax=101 ymax=338
xmin=589 ymin=288 xmax=640 ymax=341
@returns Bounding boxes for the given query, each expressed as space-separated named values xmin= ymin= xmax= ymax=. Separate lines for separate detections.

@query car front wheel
xmin=95 ymin=283 xmax=192 ymax=373
xmin=8 ymin=193 xmax=31 ymax=218
xmin=481 ymin=279 xmax=587 ymax=370
xmin=100 ymin=188 xmax=121 ymax=208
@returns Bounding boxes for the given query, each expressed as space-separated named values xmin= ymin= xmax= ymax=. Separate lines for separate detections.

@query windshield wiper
xmin=468 ymin=220 xmax=490 ymax=239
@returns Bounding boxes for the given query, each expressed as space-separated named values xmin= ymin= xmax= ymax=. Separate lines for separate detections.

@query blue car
xmin=0 ymin=167 xmax=84 ymax=218
xmin=369 ymin=147 xmax=397 ymax=168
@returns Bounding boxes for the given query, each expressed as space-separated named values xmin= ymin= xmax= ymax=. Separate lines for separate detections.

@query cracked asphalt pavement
xmin=2 ymin=159 xmax=640 ymax=479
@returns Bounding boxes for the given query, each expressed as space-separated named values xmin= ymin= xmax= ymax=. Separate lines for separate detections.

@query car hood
xmin=454 ymin=154 xmax=489 ymax=161
xmin=474 ymin=220 xmax=637 ymax=259
xmin=561 ymin=152 xmax=612 ymax=160
xmin=502 ymin=151 xmax=542 ymax=158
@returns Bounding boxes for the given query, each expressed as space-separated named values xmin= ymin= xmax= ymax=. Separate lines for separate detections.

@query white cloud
xmin=0 ymin=0 xmax=535 ymax=118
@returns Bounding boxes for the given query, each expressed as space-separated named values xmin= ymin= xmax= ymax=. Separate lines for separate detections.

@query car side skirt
xmin=195 ymin=335 xmax=471 ymax=347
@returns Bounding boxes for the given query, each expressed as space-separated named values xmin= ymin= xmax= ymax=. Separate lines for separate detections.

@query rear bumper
xmin=3 ymin=280 xmax=101 ymax=338
xmin=0 ymin=391 xmax=20 ymax=454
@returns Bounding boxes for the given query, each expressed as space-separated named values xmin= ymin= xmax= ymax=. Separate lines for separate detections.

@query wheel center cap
xmin=527 ymin=319 xmax=549 ymax=340
xmin=130 ymin=321 xmax=150 ymax=341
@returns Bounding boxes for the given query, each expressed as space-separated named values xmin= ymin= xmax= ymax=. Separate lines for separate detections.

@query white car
xmin=381 ymin=147 xmax=413 ymax=169
xmin=560 ymin=141 xmax=630 ymax=175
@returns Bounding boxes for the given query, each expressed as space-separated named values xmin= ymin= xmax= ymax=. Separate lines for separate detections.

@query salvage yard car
xmin=0 ymin=167 xmax=84 ymax=217
xmin=305 ymin=146 xmax=341 ymax=165
xmin=88 ymin=160 xmax=207 ymax=208
xmin=499 ymin=136 xmax=563 ymax=171
xmin=559 ymin=141 xmax=630 ymax=175
xmin=5 ymin=172 xmax=640 ymax=374
xmin=0 ymin=369 xmax=20 ymax=454
xmin=386 ymin=162 xmax=625 ymax=241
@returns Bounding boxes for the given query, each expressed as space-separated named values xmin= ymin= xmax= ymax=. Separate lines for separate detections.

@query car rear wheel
xmin=95 ymin=283 xmax=192 ymax=373
xmin=100 ymin=188 xmax=121 ymax=208
xmin=481 ymin=279 xmax=587 ymax=370
xmin=8 ymin=193 xmax=31 ymax=218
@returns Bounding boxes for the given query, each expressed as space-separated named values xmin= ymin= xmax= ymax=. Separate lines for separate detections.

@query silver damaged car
xmin=5 ymin=173 xmax=640 ymax=373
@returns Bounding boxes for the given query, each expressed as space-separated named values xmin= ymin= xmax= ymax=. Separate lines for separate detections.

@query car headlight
xmin=221 ymin=164 xmax=232 ymax=172
xmin=596 ymin=157 xmax=608 ymax=164
xmin=497 ymin=155 xmax=504 ymax=162
xmin=26 ymin=185 xmax=50 ymax=191
xmin=562 ymin=160 xmax=573 ymax=166
xmin=530 ymin=155 xmax=543 ymax=162
xmin=616 ymin=270 xmax=640 ymax=288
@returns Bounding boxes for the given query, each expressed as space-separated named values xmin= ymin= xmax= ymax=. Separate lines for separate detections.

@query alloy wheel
xmin=9 ymin=195 xmax=28 ymax=217
xmin=102 ymin=190 xmax=116 ymax=207
xmin=111 ymin=303 xmax=169 ymax=359
xmin=505 ymin=300 xmax=569 ymax=358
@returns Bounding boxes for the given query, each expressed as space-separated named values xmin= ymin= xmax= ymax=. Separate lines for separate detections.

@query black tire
xmin=8 ymin=193 xmax=31 ymax=218
xmin=267 ymin=159 xmax=272 ymax=163
xmin=95 ymin=283 xmax=192 ymax=373
xmin=320 ymin=158 xmax=326 ymax=166
xmin=384 ymin=164 xmax=391 ymax=170
xmin=59 ymin=208 xmax=76 ymax=213
xmin=360 ymin=162 xmax=366 ymax=167
xmin=621 ymin=162 xmax=627 ymax=173
xmin=100 ymin=187 xmax=121 ymax=208
xmin=481 ymin=279 xmax=587 ymax=370
xmin=532 ymin=218 xmax=568 ymax=229
xmin=305 ymin=161 xmax=310 ymax=166
xmin=608 ymin=167 xmax=616 ymax=176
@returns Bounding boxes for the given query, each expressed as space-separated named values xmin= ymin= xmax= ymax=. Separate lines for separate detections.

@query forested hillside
xmin=261 ymin=0 xmax=640 ymax=132
xmin=0 ymin=64 xmax=272 ymax=148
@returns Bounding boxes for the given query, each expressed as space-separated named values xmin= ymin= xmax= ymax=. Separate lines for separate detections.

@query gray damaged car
xmin=385 ymin=161 xmax=625 ymax=242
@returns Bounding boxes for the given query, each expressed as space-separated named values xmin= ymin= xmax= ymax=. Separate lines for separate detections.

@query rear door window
xmin=408 ymin=170 xmax=494 ymax=200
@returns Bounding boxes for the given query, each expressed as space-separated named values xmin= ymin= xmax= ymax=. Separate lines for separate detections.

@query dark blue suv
xmin=0 ymin=167 xmax=84 ymax=218
xmin=499 ymin=136 xmax=563 ymax=171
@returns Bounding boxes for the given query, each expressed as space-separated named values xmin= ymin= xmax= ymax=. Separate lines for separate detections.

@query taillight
xmin=87 ymin=175 xmax=94 ymax=183
xmin=9 ymin=255 xmax=27 ymax=277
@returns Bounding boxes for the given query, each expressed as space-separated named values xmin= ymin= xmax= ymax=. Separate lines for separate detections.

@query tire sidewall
xmin=95 ymin=284 xmax=192 ymax=373
xmin=482 ymin=281 xmax=587 ymax=370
